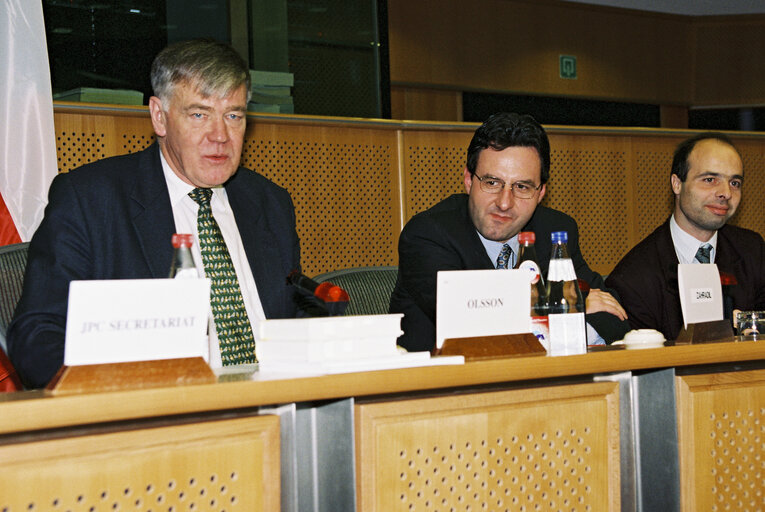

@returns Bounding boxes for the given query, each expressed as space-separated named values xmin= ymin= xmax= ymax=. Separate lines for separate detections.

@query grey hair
xmin=150 ymin=39 xmax=251 ymax=107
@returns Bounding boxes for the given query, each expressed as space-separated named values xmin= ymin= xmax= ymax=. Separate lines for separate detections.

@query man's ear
xmin=463 ymin=167 xmax=473 ymax=193
xmin=670 ymin=174 xmax=682 ymax=196
xmin=536 ymin=183 xmax=546 ymax=204
xmin=149 ymin=96 xmax=167 ymax=137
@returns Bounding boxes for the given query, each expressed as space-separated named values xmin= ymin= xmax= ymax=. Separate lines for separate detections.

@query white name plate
xmin=64 ymin=278 xmax=211 ymax=366
xmin=677 ymin=263 xmax=723 ymax=328
xmin=436 ymin=269 xmax=530 ymax=349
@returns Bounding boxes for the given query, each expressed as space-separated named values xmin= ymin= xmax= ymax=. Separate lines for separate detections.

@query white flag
xmin=0 ymin=0 xmax=57 ymax=244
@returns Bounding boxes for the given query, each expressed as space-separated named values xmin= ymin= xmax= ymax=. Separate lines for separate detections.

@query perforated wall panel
xmin=0 ymin=415 xmax=280 ymax=512
xmin=676 ymin=370 xmax=765 ymax=512
xmin=545 ymin=136 xmax=630 ymax=272
xmin=401 ymin=130 xmax=473 ymax=220
xmin=630 ymin=135 xmax=689 ymax=252
xmin=731 ymin=140 xmax=765 ymax=237
xmin=356 ymin=382 xmax=620 ymax=512
xmin=54 ymin=110 xmax=154 ymax=173
xmin=242 ymin=122 xmax=400 ymax=275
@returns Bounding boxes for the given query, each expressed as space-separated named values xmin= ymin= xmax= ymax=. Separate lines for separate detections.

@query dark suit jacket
xmin=389 ymin=194 xmax=630 ymax=352
xmin=8 ymin=144 xmax=302 ymax=388
xmin=605 ymin=218 xmax=765 ymax=341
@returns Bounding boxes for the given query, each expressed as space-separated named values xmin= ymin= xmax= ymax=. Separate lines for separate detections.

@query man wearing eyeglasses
xmin=390 ymin=112 xmax=630 ymax=352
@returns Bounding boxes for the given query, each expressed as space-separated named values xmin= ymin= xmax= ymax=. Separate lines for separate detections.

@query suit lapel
xmin=714 ymin=226 xmax=743 ymax=278
xmin=129 ymin=144 xmax=176 ymax=278
xmin=225 ymin=171 xmax=282 ymax=318
xmin=655 ymin=220 xmax=680 ymax=296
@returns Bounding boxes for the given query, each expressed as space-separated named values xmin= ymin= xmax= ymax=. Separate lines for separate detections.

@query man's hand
xmin=586 ymin=288 xmax=628 ymax=320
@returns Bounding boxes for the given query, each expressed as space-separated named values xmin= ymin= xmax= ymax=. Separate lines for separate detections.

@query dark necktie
xmin=189 ymin=187 xmax=255 ymax=365
xmin=496 ymin=243 xmax=514 ymax=269
xmin=695 ymin=243 xmax=712 ymax=264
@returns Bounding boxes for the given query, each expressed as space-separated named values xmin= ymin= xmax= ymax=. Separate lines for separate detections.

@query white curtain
xmin=0 ymin=0 xmax=57 ymax=243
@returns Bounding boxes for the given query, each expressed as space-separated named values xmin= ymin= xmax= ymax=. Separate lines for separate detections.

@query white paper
xmin=548 ymin=312 xmax=587 ymax=356
xmin=258 ymin=314 xmax=403 ymax=341
xmin=256 ymin=352 xmax=465 ymax=378
xmin=677 ymin=264 xmax=723 ymax=328
xmin=64 ymin=278 xmax=211 ymax=366
xmin=436 ymin=269 xmax=531 ymax=349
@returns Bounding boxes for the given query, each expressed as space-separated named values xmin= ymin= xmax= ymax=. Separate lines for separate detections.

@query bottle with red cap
xmin=169 ymin=233 xmax=199 ymax=279
xmin=514 ymin=231 xmax=550 ymax=351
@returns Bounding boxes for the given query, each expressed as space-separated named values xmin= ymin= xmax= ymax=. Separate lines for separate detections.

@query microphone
xmin=287 ymin=270 xmax=349 ymax=304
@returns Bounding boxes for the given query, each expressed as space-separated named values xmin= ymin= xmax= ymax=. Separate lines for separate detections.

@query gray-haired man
xmin=9 ymin=40 xmax=304 ymax=388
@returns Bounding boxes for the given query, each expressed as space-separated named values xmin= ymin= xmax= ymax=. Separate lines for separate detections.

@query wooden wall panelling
xmin=242 ymin=121 xmax=402 ymax=275
xmin=625 ymin=135 xmax=679 ymax=253
xmin=0 ymin=415 xmax=280 ymax=511
xmin=53 ymin=107 xmax=154 ymax=173
xmin=390 ymin=86 xmax=463 ymax=122
xmin=675 ymin=369 xmax=765 ymax=512
xmin=729 ymin=138 xmax=765 ymax=238
xmin=544 ymin=133 xmax=632 ymax=275
xmin=356 ymin=381 xmax=621 ymax=512
xmin=693 ymin=16 xmax=765 ymax=106
xmin=388 ymin=0 xmax=692 ymax=104
xmin=400 ymin=128 xmax=475 ymax=222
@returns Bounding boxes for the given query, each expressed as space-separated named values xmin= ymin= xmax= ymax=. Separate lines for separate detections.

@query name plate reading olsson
xmin=65 ymin=278 xmax=211 ymax=366
xmin=436 ymin=269 xmax=531 ymax=349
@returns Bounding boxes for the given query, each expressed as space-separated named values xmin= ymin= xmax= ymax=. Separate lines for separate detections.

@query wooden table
xmin=0 ymin=341 xmax=763 ymax=512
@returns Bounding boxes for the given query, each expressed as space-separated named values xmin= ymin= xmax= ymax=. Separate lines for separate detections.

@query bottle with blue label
xmin=546 ymin=231 xmax=587 ymax=355
xmin=514 ymin=231 xmax=550 ymax=352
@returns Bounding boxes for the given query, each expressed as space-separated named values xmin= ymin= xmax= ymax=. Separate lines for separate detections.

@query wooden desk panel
xmin=0 ymin=344 xmax=762 ymax=511
xmin=356 ymin=382 xmax=620 ymax=511
xmin=676 ymin=369 xmax=765 ymax=512
xmin=2 ymin=342 xmax=764 ymax=436
xmin=0 ymin=415 xmax=280 ymax=512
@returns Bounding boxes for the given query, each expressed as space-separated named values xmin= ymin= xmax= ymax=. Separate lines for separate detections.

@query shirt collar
xmin=159 ymin=148 xmax=224 ymax=206
xmin=669 ymin=214 xmax=718 ymax=264
xmin=477 ymin=231 xmax=519 ymax=267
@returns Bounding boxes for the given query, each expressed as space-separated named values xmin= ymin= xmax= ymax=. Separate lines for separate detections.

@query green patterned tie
xmin=189 ymin=188 xmax=256 ymax=365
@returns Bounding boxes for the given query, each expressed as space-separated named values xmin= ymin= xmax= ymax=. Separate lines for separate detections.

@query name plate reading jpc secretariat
xmin=65 ymin=278 xmax=211 ymax=366
xmin=436 ymin=269 xmax=531 ymax=349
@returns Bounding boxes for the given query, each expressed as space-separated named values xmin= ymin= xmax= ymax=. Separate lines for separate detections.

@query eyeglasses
xmin=473 ymin=174 xmax=543 ymax=199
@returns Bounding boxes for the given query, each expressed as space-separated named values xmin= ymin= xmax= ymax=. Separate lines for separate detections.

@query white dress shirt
xmin=478 ymin=232 xmax=519 ymax=268
xmin=160 ymin=151 xmax=266 ymax=368
xmin=669 ymin=214 xmax=718 ymax=264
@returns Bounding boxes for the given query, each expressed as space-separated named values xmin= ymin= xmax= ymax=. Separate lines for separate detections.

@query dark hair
xmin=150 ymin=39 xmax=250 ymax=107
xmin=671 ymin=132 xmax=739 ymax=182
xmin=466 ymin=112 xmax=551 ymax=184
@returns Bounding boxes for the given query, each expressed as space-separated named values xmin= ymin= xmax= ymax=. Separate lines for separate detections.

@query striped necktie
xmin=695 ymin=243 xmax=712 ymax=264
xmin=496 ymin=243 xmax=514 ymax=269
xmin=189 ymin=187 xmax=255 ymax=365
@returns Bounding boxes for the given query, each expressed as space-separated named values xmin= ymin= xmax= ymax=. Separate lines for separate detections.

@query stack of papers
xmin=256 ymin=314 xmax=463 ymax=375
xmin=54 ymin=87 xmax=144 ymax=105
xmin=248 ymin=70 xmax=294 ymax=114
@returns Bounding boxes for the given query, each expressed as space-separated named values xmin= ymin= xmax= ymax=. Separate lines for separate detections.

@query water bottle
xmin=514 ymin=231 xmax=550 ymax=351
xmin=169 ymin=233 xmax=199 ymax=279
xmin=546 ymin=231 xmax=587 ymax=355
